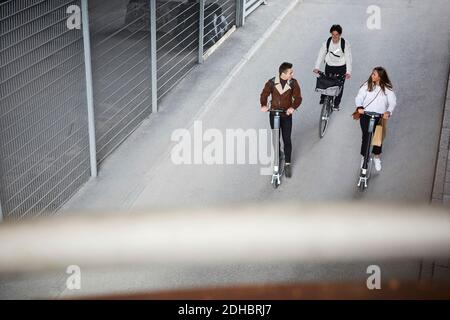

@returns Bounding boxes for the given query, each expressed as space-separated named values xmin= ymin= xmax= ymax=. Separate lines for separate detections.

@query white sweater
xmin=355 ymin=83 xmax=397 ymax=114
xmin=314 ymin=38 xmax=352 ymax=74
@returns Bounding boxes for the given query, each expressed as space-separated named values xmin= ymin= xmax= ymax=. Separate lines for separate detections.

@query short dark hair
xmin=329 ymin=24 xmax=343 ymax=34
xmin=279 ymin=62 xmax=293 ymax=75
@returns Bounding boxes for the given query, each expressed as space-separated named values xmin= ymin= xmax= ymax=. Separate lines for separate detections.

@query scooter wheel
xmin=272 ymin=180 xmax=279 ymax=189
xmin=358 ymin=181 xmax=367 ymax=192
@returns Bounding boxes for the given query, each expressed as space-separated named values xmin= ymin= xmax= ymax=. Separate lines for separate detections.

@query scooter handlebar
xmin=268 ymin=108 xmax=286 ymax=113
xmin=364 ymin=111 xmax=383 ymax=117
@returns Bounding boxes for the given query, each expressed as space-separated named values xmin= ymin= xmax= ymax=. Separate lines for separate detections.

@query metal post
xmin=0 ymin=199 xmax=4 ymax=223
xmin=198 ymin=0 xmax=205 ymax=63
xmin=81 ymin=0 xmax=98 ymax=177
xmin=236 ymin=0 xmax=244 ymax=27
xmin=150 ymin=0 xmax=158 ymax=113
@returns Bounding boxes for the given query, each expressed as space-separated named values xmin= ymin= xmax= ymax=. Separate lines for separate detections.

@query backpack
xmin=326 ymin=37 xmax=345 ymax=56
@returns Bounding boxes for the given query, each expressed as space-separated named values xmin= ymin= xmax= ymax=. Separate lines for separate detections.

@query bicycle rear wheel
xmin=319 ymin=102 xmax=330 ymax=138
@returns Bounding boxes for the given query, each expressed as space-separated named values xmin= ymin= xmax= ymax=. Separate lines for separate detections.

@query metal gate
xmin=243 ymin=0 xmax=264 ymax=18
xmin=89 ymin=0 xmax=153 ymax=162
xmin=203 ymin=0 xmax=236 ymax=52
xmin=156 ymin=0 xmax=199 ymax=99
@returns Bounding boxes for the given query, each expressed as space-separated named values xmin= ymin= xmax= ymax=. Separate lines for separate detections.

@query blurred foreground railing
xmin=0 ymin=203 xmax=449 ymax=274
xmin=93 ymin=282 xmax=450 ymax=300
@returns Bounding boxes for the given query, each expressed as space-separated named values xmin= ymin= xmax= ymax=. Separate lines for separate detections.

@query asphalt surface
xmin=129 ymin=0 xmax=450 ymax=207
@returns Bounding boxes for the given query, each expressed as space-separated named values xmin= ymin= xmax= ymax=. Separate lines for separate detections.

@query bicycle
xmin=357 ymin=111 xmax=382 ymax=192
xmin=314 ymin=71 xmax=345 ymax=138
xmin=268 ymin=108 xmax=286 ymax=189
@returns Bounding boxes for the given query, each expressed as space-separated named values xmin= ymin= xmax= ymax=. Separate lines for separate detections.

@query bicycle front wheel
xmin=319 ymin=102 xmax=330 ymax=138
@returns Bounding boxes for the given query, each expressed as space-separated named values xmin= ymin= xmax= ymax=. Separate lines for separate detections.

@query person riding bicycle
xmin=355 ymin=66 xmax=397 ymax=171
xmin=260 ymin=62 xmax=303 ymax=178
xmin=313 ymin=24 xmax=352 ymax=111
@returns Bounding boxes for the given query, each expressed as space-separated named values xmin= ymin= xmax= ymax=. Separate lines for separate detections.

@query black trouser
xmin=269 ymin=113 xmax=292 ymax=163
xmin=320 ymin=64 xmax=346 ymax=107
xmin=360 ymin=114 xmax=382 ymax=156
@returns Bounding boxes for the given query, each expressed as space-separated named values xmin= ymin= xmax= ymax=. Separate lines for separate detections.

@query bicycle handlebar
xmin=317 ymin=71 xmax=345 ymax=81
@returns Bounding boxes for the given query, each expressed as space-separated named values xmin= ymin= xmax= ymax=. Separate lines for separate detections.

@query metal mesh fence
xmin=203 ymin=0 xmax=235 ymax=52
xmin=156 ymin=0 xmax=199 ymax=99
xmin=89 ymin=0 xmax=152 ymax=163
xmin=0 ymin=0 xmax=90 ymax=221
xmin=0 ymin=0 xmax=240 ymax=221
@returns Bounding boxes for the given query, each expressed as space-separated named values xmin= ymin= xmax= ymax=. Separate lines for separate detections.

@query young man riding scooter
xmin=260 ymin=62 xmax=303 ymax=178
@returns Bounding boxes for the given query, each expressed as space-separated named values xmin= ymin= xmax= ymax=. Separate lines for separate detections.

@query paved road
xmin=2 ymin=0 xmax=449 ymax=298
xmin=132 ymin=0 xmax=450 ymax=207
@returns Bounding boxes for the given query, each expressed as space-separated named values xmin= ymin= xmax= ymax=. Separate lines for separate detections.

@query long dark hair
xmin=366 ymin=66 xmax=393 ymax=93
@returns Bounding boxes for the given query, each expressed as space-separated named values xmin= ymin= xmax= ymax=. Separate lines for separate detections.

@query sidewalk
xmin=432 ymin=73 xmax=450 ymax=206
xmin=429 ymin=71 xmax=450 ymax=280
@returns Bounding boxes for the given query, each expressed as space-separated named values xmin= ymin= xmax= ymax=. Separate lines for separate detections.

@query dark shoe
xmin=284 ymin=163 xmax=292 ymax=178
xmin=333 ymin=105 xmax=340 ymax=111
xmin=319 ymin=97 xmax=325 ymax=104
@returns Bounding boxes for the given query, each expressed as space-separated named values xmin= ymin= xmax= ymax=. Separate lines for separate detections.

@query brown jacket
xmin=260 ymin=75 xmax=303 ymax=116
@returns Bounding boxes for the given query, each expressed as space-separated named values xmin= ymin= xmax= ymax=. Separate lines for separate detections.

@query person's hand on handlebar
xmin=357 ymin=107 xmax=364 ymax=114
xmin=345 ymin=73 xmax=351 ymax=80
xmin=383 ymin=111 xmax=391 ymax=120
xmin=313 ymin=69 xmax=320 ymax=74
xmin=286 ymin=107 xmax=295 ymax=116
xmin=261 ymin=105 xmax=270 ymax=112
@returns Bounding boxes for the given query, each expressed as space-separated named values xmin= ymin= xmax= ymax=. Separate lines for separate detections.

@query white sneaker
xmin=374 ymin=157 xmax=382 ymax=171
